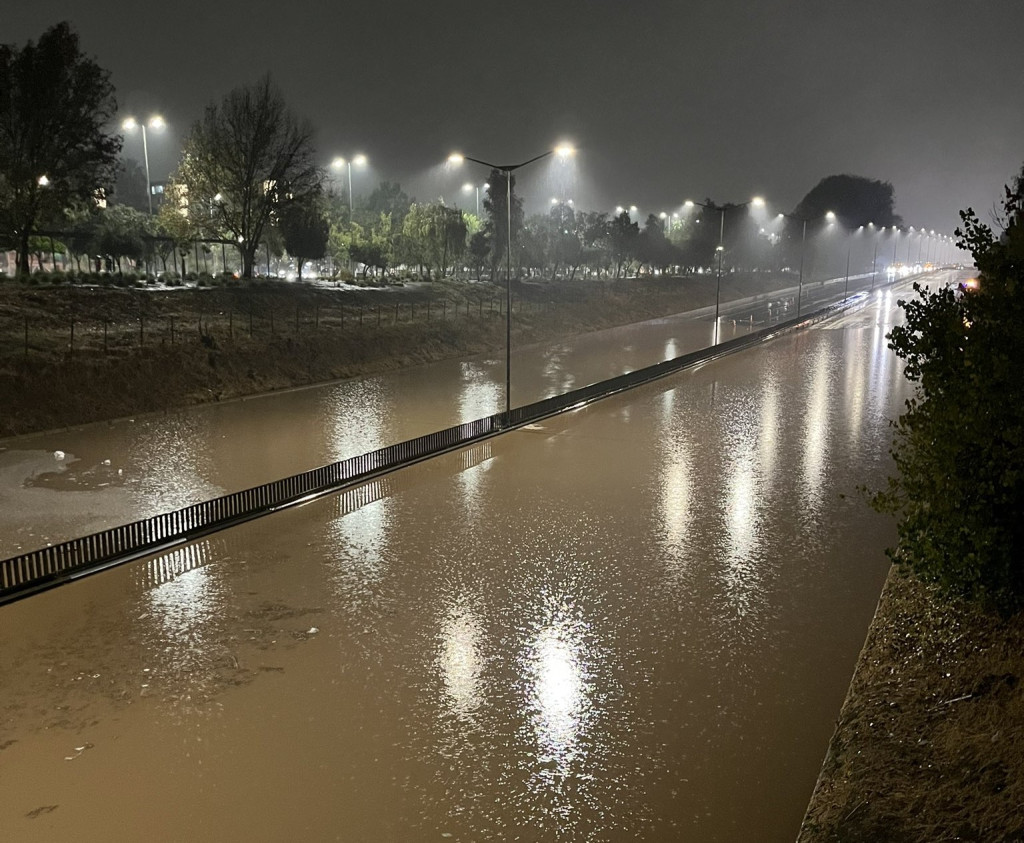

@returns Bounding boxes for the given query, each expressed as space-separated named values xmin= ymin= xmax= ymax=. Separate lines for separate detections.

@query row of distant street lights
xmin=108 ymin=127 xmax=958 ymax=423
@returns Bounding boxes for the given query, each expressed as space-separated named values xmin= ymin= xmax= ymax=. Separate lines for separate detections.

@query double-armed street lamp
xmin=447 ymin=144 xmax=575 ymax=419
xmin=122 ymin=115 xmax=166 ymax=215
xmin=685 ymin=197 xmax=765 ymax=344
xmin=330 ymin=154 xmax=368 ymax=215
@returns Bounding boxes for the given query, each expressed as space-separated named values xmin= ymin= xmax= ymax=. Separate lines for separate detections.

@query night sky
xmin=7 ymin=0 xmax=1024 ymax=234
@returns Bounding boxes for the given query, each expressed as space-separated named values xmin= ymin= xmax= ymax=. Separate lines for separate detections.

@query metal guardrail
xmin=0 ymin=296 xmax=860 ymax=606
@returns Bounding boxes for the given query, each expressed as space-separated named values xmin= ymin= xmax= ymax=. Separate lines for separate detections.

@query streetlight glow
xmin=121 ymin=114 xmax=166 ymax=215
xmin=331 ymin=154 xmax=369 ymax=214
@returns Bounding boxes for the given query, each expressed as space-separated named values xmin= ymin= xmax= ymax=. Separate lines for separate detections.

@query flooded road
xmin=2 ymin=282 xmax=924 ymax=840
xmin=0 ymin=274 xmax=861 ymax=559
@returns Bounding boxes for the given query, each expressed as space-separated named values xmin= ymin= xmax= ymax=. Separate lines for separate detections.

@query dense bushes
xmin=874 ymin=166 xmax=1024 ymax=614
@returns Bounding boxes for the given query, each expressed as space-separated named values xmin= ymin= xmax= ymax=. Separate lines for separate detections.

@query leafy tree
xmin=794 ymin=174 xmax=901 ymax=230
xmin=112 ymin=159 xmax=150 ymax=213
xmin=96 ymin=204 xmax=152 ymax=272
xmin=0 ymin=22 xmax=121 ymax=276
xmin=156 ymin=202 xmax=199 ymax=275
xmin=467 ymin=230 xmax=490 ymax=281
xmin=638 ymin=214 xmax=678 ymax=275
xmin=401 ymin=202 xmax=466 ymax=279
xmin=608 ymin=211 xmax=640 ymax=278
xmin=279 ymin=195 xmax=329 ymax=280
xmin=362 ymin=181 xmax=412 ymax=228
xmin=546 ymin=203 xmax=584 ymax=280
xmin=578 ymin=211 xmax=612 ymax=277
xmin=872 ymin=166 xmax=1024 ymax=614
xmin=518 ymin=216 xmax=549 ymax=279
xmin=482 ymin=169 xmax=524 ymax=282
xmin=174 ymin=74 xmax=322 ymax=278
xmin=349 ymin=213 xmax=395 ymax=279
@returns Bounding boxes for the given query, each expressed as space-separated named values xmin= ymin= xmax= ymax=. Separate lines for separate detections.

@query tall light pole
xmin=869 ymin=225 xmax=880 ymax=291
xmin=449 ymin=144 xmax=575 ymax=420
xmin=687 ymin=197 xmax=765 ymax=343
xmin=775 ymin=209 xmax=836 ymax=316
xmin=331 ymin=154 xmax=368 ymax=216
xmin=122 ymin=115 xmax=165 ymax=215
xmin=462 ymin=182 xmax=487 ymax=217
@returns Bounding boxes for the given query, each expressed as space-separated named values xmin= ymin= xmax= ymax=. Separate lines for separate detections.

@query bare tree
xmin=174 ymin=75 xmax=322 ymax=278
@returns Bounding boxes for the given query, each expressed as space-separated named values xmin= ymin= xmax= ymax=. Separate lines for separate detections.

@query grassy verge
xmin=798 ymin=565 xmax=1024 ymax=842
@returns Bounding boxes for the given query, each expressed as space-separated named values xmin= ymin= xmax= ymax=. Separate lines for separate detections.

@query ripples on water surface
xmin=1 ymin=287 xmax=922 ymax=840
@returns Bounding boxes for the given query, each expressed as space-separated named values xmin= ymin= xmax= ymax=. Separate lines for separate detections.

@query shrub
xmin=873 ymin=165 xmax=1024 ymax=614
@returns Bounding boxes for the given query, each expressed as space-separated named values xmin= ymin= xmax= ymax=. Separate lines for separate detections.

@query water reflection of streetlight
xmin=438 ymin=599 xmax=485 ymax=719
xmin=330 ymin=153 xmax=368 ymax=216
xmin=448 ymin=143 xmax=576 ymax=420
xmin=122 ymin=114 xmax=166 ymax=214
xmin=525 ymin=607 xmax=592 ymax=780
xmin=685 ymin=196 xmax=765 ymax=344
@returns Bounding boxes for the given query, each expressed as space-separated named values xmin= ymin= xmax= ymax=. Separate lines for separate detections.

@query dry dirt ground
xmin=799 ymin=566 xmax=1024 ymax=842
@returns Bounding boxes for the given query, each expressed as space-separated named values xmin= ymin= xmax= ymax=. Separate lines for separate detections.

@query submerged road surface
xmin=0 ymin=271 xmax=876 ymax=559
xmin=1 ymin=281 xmax=937 ymax=840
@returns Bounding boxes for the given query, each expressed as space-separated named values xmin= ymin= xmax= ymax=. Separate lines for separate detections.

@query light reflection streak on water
xmin=844 ymin=331 xmax=868 ymax=453
xmin=325 ymin=493 xmax=393 ymax=602
xmin=524 ymin=604 xmax=593 ymax=786
xmin=458 ymin=362 xmax=501 ymax=422
xmin=541 ymin=344 xmax=576 ymax=396
xmin=871 ymin=289 xmax=903 ymax=416
xmin=663 ymin=337 xmax=679 ymax=361
xmin=758 ymin=368 xmax=782 ymax=482
xmin=454 ymin=456 xmax=492 ymax=525
xmin=801 ymin=345 xmax=833 ymax=521
xmin=128 ymin=423 xmax=222 ymax=518
xmin=724 ymin=429 xmax=761 ymax=616
xmin=437 ymin=597 xmax=485 ymax=720
xmin=140 ymin=543 xmax=225 ymax=699
xmin=658 ymin=388 xmax=694 ymax=557
xmin=325 ymin=378 xmax=390 ymax=460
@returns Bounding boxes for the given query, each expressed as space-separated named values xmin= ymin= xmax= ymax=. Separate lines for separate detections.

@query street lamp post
xmin=777 ymin=209 xmax=835 ymax=316
xmin=688 ymin=197 xmax=764 ymax=344
xmin=122 ymin=115 xmax=165 ymax=215
xmin=331 ymin=154 xmax=368 ymax=216
xmin=844 ymin=238 xmax=853 ymax=299
xmin=871 ymin=233 xmax=879 ymax=291
xmin=450 ymin=145 xmax=575 ymax=420
xmin=463 ymin=182 xmax=485 ymax=217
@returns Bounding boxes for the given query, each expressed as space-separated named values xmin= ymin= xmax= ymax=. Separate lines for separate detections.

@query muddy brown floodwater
xmin=1 ymin=282 xmax=939 ymax=840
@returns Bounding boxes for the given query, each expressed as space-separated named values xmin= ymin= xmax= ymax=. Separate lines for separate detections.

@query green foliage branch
xmin=873 ymin=167 xmax=1024 ymax=614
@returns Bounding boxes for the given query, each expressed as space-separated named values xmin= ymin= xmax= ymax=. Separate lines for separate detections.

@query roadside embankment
xmin=798 ymin=565 xmax=1024 ymax=841
xmin=0 ymin=272 xmax=792 ymax=438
